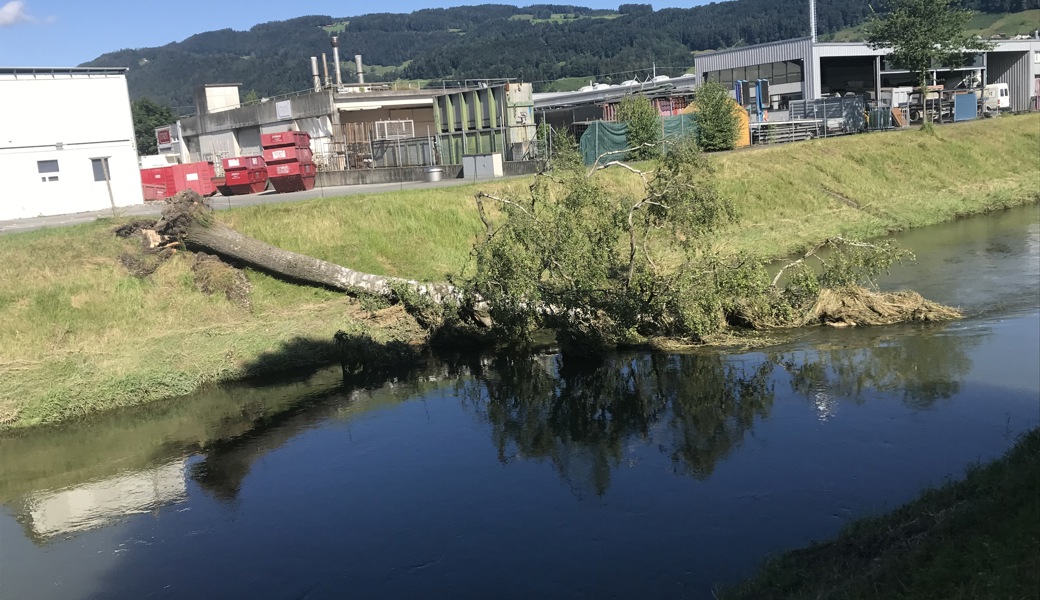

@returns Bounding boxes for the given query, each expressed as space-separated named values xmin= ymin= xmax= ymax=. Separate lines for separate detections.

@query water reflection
xmin=0 ymin=320 xmax=985 ymax=540
xmin=464 ymin=353 xmax=776 ymax=495
xmin=773 ymin=325 xmax=979 ymax=412
xmin=13 ymin=459 xmax=187 ymax=544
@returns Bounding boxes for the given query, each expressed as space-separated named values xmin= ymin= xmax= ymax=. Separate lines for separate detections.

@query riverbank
xmin=720 ymin=427 xmax=1040 ymax=599
xmin=1 ymin=114 xmax=1037 ymax=430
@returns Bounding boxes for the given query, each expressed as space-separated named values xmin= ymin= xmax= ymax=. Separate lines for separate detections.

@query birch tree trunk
xmin=153 ymin=190 xmax=465 ymax=305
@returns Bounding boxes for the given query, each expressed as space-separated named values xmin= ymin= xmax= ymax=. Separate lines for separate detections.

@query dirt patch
xmin=804 ymin=286 xmax=962 ymax=327
xmin=113 ymin=219 xmax=158 ymax=238
xmin=191 ymin=252 xmax=252 ymax=311
xmin=119 ymin=249 xmax=175 ymax=278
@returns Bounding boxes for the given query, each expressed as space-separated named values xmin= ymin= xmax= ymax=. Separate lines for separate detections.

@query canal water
xmin=1 ymin=205 xmax=1038 ymax=599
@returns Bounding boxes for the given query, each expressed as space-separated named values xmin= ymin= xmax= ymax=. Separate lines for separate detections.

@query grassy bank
xmin=719 ymin=427 xmax=1040 ymax=599
xmin=1 ymin=115 xmax=1037 ymax=430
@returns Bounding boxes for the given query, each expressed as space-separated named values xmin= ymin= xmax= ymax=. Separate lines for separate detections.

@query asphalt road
xmin=0 ymin=177 xmax=485 ymax=235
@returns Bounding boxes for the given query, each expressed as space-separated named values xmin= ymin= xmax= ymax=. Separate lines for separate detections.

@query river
xmin=1 ymin=205 xmax=1037 ymax=599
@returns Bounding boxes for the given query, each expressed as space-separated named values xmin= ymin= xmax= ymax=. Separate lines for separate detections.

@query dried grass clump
xmin=804 ymin=285 xmax=962 ymax=327
xmin=191 ymin=252 xmax=252 ymax=311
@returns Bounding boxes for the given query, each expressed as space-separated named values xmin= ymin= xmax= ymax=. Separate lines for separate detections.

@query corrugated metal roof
xmin=534 ymin=75 xmax=698 ymax=109
xmin=0 ymin=66 xmax=128 ymax=75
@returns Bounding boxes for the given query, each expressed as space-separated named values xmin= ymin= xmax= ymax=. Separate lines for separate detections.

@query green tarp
xmin=579 ymin=115 xmax=699 ymax=165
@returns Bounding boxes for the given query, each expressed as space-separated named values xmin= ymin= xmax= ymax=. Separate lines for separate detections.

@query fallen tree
xmin=120 ymin=152 xmax=960 ymax=353
xmin=144 ymin=191 xmax=468 ymax=307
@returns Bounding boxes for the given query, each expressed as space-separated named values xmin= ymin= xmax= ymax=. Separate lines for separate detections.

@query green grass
xmin=968 ymin=9 xmax=1040 ymax=38
xmin=511 ymin=12 xmax=621 ymax=24
xmin=719 ymin=427 xmax=1040 ymax=599
xmin=0 ymin=115 xmax=1036 ymax=430
xmin=825 ymin=9 xmax=1039 ymax=41
xmin=322 ymin=20 xmax=348 ymax=34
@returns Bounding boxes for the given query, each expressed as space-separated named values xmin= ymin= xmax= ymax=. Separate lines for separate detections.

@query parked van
xmin=982 ymin=83 xmax=1010 ymax=112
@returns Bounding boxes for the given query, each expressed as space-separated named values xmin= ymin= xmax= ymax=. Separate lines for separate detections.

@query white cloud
xmin=0 ymin=1 xmax=32 ymax=27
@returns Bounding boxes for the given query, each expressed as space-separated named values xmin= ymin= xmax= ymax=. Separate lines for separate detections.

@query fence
xmin=577 ymin=115 xmax=698 ymax=165
xmin=372 ymin=137 xmax=436 ymax=168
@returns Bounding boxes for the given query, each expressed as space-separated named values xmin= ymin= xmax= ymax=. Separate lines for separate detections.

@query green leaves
xmin=694 ymin=81 xmax=741 ymax=152
xmin=864 ymin=0 xmax=993 ymax=122
xmin=131 ymin=98 xmax=177 ymax=156
xmin=616 ymin=96 xmax=661 ymax=161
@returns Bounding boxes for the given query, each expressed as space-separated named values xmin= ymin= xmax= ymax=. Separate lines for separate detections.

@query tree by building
xmin=131 ymin=98 xmax=177 ymax=156
xmin=694 ymin=81 xmax=740 ymax=152
xmin=616 ymin=95 xmax=660 ymax=161
xmin=864 ymin=0 xmax=992 ymax=125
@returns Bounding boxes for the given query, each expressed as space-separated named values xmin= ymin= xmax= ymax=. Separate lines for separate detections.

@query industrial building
xmin=693 ymin=37 xmax=1040 ymax=113
xmin=0 ymin=67 xmax=144 ymax=220
xmin=172 ymin=79 xmax=538 ymax=181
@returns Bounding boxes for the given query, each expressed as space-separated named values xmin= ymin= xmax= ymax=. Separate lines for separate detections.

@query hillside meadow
xmin=1 ymin=114 xmax=1037 ymax=430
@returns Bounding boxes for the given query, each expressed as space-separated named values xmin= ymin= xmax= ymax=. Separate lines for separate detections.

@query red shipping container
xmin=141 ymin=167 xmax=175 ymax=194
xmin=222 ymin=155 xmax=266 ymax=172
xmin=262 ymin=146 xmax=313 ymax=165
xmin=139 ymin=162 xmax=218 ymax=199
xmin=261 ymin=131 xmax=310 ymax=149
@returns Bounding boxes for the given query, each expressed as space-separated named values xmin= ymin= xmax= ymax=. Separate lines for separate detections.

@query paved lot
xmin=0 ymin=177 xmax=485 ymax=235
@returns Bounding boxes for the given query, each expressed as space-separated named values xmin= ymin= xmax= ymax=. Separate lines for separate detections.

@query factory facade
xmin=693 ymin=37 xmax=1040 ymax=112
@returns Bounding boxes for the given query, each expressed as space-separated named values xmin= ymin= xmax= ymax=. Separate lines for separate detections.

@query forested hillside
xmin=81 ymin=0 xmax=1038 ymax=110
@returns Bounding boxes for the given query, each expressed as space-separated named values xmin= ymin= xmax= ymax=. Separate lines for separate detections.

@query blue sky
xmin=0 ymin=0 xmax=712 ymax=67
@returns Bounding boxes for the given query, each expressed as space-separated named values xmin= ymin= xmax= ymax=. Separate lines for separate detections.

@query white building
xmin=0 ymin=67 xmax=144 ymax=220
xmin=694 ymin=38 xmax=1040 ymax=112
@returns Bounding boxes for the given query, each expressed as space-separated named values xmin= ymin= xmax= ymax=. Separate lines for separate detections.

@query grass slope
xmin=0 ymin=115 xmax=1036 ymax=430
xmin=826 ymin=9 xmax=1039 ymax=41
xmin=719 ymin=428 xmax=1040 ymax=599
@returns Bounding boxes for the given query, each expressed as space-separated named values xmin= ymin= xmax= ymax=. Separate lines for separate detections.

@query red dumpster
xmin=170 ymin=162 xmax=218 ymax=197
xmin=261 ymin=131 xmax=310 ymax=149
xmin=223 ymin=155 xmax=266 ymax=171
xmin=224 ymin=168 xmax=269 ymax=195
xmin=220 ymin=155 xmax=269 ymax=195
xmin=262 ymin=146 xmax=313 ymax=165
xmin=267 ymin=161 xmax=316 ymax=193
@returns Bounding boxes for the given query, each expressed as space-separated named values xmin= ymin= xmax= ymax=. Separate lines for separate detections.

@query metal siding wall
xmin=695 ymin=39 xmax=815 ymax=100
xmin=988 ymin=51 xmax=1030 ymax=112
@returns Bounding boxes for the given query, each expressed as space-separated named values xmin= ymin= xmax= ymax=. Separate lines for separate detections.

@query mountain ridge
xmin=80 ymin=1 xmax=1036 ymax=108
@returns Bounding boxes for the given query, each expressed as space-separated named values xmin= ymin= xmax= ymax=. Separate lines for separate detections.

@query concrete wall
xmin=181 ymin=90 xmax=335 ymax=137
xmin=0 ymin=71 xmax=143 ymax=220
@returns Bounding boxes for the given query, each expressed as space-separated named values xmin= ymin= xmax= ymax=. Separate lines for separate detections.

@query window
xmin=37 ymin=159 xmax=59 ymax=182
xmin=91 ymin=158 xmax=111 ymax=182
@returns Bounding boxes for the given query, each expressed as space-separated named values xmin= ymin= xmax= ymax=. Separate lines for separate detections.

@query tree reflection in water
xmin=773 ymin=327 xmax=978 ymax=413
xmin=463 ymin=353 xmax=777 ymax=495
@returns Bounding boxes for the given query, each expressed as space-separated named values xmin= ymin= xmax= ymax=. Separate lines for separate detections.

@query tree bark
xmin=152 ymin=190 xmax=466 ymax=306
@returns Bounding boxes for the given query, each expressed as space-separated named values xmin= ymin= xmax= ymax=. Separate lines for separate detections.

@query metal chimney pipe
xmin=809 ymin=0 xmax=817 ymax=44
xmin=310 ymin=56 xmax=321 ymax=92
xmin=322 ymin=53 xmax=330 ymax=88
xmin=331 ymin=36 xmax=342 ymax=87
xmin=355 ymin=55 xmax=364 ymax=85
